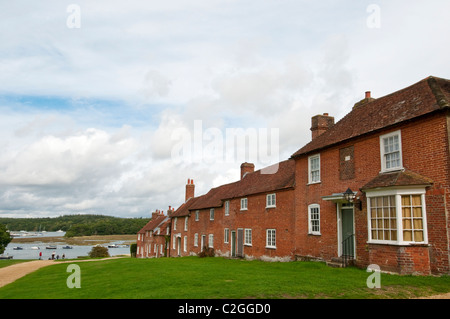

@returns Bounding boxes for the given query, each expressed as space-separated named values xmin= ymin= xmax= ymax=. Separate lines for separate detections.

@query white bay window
xmin=366 ymin=188 xmax=427 ymax=245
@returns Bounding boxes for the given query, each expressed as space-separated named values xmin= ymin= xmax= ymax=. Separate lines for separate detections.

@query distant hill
xmin=0 ymin=214 xmax=150 ymax=237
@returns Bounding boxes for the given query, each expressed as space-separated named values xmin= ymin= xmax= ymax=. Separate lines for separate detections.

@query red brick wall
xmin=174 ymin=189 xmax=296 ymax=260
xmin=294 ymin=111 xmax=450 ymax=275
xmin=137 ymin=232 xmax=167 ymax=258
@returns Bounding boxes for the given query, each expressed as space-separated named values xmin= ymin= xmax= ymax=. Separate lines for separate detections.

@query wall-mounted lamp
xmin=343 ymin=188 xmax=362 ymax=210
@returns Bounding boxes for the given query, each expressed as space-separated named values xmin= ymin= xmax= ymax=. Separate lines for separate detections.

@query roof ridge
xmin=427 ymin=76 xmax=450 ymax=109
xmin=291 ymin=75 xmax=450 ymax=158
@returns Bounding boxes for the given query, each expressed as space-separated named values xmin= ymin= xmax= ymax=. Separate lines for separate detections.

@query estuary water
xmin=2 ymin=231 xmax=131 ymax=260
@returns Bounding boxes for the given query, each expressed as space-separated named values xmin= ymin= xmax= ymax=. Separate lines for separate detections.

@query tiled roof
xmin=170 ymin=197 xmax=201 ymax=218
xmin=292 ymin=76 xmax=450 ymax=157
xmin=170 ymin=159 xmax=295 ymax=216
xmin=137 ymin=214 xmax=167 ymax=234
xmin=361 ymin=170 xmax=433 ymax=191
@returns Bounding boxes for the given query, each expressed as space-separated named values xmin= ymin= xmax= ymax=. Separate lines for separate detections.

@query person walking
xmin=39 ymin=251 xmax=42 ymax=260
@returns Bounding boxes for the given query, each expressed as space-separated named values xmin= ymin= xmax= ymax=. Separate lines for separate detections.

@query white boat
xmin=46 ymin=245 xmax=57 ymax=249
xmin=107 ymin=244 xmax=119 ymax=248
xmin=31 ymin=246 xmax=40 ymax=250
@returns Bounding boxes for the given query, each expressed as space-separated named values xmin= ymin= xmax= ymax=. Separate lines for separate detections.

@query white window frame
xmin=184 ymin=216 xmax=188 ymax=231
xmin=172 ymin=235 xmax=176 ymax=249
xmin=266 ymin=229 xmax=276 ymax=249
xmin=224 ymin=228 xmax=229 ymax=243
xmin=380 ymin=130 xmax=403 ymax=172
xmin=194 ymin=233 xmax=198 ymax=247
xmin=366 ymin=187 xmax=428 ymax=245
xmin=210 ymin=208 xmax=215 ymax=220
xmin=240 ymin=198 xmax=248 ymax=211
xmin=195 ymin=210 xmax=199 ymax=221
xmin=173 ymin=217 xmax=177 ymax=230
xmin=308 ymin=204 xmax=321 ymax=235
xmin=208 ymin=234 xmax=214 ymax=248
xmin=266 ymin=193 xmax=276 ymax=208
xmin=244 ymin=228 xmax=252 ymax=246
xmin=308 ymin=154 xmax=321 ymax=184
xmin=225 ymin=200 xmax=230 ymax=216
xmin=183 ymin=236 xmax=187 ymax=252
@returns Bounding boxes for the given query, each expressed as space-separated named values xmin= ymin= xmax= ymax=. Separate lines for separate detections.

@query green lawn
xmin=0 ymin=256 xmax=449 ymax=299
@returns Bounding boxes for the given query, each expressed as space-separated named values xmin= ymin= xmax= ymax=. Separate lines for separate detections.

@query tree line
xmin=0 ymin=214 xmax=150 ymax=237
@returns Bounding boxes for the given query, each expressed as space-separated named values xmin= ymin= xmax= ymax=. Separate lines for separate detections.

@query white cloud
xmin=0 ymin=1 xmax=449 ymax=217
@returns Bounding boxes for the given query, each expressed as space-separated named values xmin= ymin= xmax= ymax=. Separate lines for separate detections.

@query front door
xmin=201 ymin=235 xmax=206 ymax=252
xmin=237 ymin=228 xmax=244 ymax=257
xmin=231 ymin=231 xmax=236 ymax=257
xmin=341 ymin=208 xmax=355 ymax=257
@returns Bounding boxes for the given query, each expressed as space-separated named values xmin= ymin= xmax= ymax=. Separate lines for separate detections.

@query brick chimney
xmin=151 ymin=210 xmax=160 ymax=219
xmin=240 ymin=162 xmax=255 ymax=179
xmin=311 ymin=113 xmax=334 ymax=140
xmin=353 ymin=91 xmax=376 ymax=109
xmin=185 ymin=178 xmax=195 ymax=202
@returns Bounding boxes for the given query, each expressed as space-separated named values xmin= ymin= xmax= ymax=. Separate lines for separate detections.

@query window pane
xmin=402 ymin=207 xmax=411 ymax=218
xmin=402 ymin=195 xmax=411 ymax=206
xmin=403 ymin=231 xmax=412 ymax=241
xmin=414 ymin=231 xmax=424 ymax=242
xmin=413 ymin=207 xmax=422 ymax=218
xmin=377 ymin=208 xmax=382 ymax=218
xmin=403 ymin=219 xmax=412 ymax=229
xmin=391 ymin=230 xmax=397 ymax=241
xmin=412 ymin=195 xmax=421 ymax=206
xmin=390 ymin=207 xmax=396 ymax=217
xmin=391 ymin=219 xmax=396 ymax=229
xmin=413 ymin=219 xmax=423 ymax=230
xmin=371 ymin=208 xmax=376 ymax=218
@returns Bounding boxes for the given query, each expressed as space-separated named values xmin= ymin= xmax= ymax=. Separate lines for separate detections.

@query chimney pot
xmin=365 ymin=91 xmax=371 ymax=99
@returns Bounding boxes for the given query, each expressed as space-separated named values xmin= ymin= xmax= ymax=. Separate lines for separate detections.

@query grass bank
xmin=0 ymin=257 xmax=448 ymax=299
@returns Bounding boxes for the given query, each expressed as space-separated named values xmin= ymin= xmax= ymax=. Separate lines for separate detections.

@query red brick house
xmin=169 ymin=161 xmax=296 ymax=261
xmin=291 ymin=76 xmax=450 ymax=275
xmin=136 ymin=210 xmax=171 ymax=258
xmin=137 ymin=75 xmax=450 ymax=275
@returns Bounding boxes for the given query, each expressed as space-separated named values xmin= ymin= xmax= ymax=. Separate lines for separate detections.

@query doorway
xmin=339 ymin=204 xmax=355 ymax=258
xmin=237 ymin=228 xmax=244 ymax=257
xmin=231 ymin=231 xmax=236 ymax=257
xmin=177 ymin=237 xmax=181 ymax=256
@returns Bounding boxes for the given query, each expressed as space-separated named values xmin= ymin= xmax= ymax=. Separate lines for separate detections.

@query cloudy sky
xmin=0 ymin=1 xmax=449 ymax=218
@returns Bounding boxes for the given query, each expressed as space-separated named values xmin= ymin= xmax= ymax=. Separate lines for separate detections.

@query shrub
xmin=88 ymin=246 xmax=110 ymax=258
xmin=130 ymin=243 xmax=137 ymax=258
xmin=198 ymin=246 xmax=215 ymax=258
